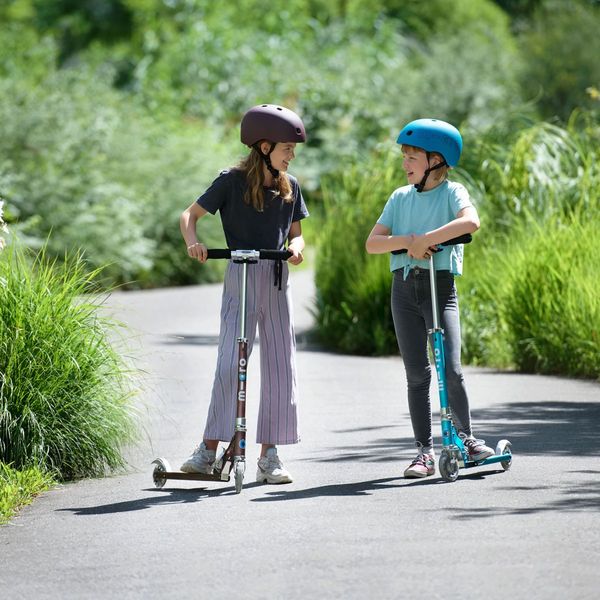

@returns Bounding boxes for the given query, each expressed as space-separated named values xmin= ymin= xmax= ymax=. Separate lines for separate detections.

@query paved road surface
xmin=1 ymin=269 xmax=599 ymax=599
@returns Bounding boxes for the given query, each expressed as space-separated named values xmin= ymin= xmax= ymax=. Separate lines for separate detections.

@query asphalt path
xmin=1 ymin=268 xmax=599 ymax=599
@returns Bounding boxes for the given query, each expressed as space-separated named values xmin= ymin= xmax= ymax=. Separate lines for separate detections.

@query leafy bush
xmin=518 ymin=0 xmax=600 ymax=121
xmin=0 ymin=62 xmax=236 ymax=287
xmin=0 ymin=245 xmax=139 ymax=479
xmin=0 ymin=0 xmax=526 ymax=288
xmin=131 ymin=0 xmax=523 ymax=185
xmin=466 ymin=111 xmax=600 ymax=229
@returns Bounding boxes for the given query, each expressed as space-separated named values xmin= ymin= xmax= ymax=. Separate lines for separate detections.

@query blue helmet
xmin=397 ymin=118 xmax=463 ymax=167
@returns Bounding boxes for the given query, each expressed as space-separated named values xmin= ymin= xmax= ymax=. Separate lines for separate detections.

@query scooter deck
xmin=152 ymin=457 xmax=232 ymax=488
xmin=462 ymin=454 xmax=510 ymax=469
xmin=155 ymin=470 xmax=230 ymax=482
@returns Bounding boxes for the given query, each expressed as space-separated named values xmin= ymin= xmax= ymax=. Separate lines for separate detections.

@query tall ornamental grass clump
xmin=470 ymin=114 xmax=599 ymax=229
xmin=0 ymin=198 xmax=7 ymax=251
xmin=315 ymin=149 xmax=404 ymax=355
xmin=460 ymin=214 xmax=600 ymax=379
xmin=0 ymin=246 xmax=138 ymax=480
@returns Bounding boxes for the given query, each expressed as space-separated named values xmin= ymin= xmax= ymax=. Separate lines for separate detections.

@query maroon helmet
xmin=241 ymin=104 xmax=307 ymax=147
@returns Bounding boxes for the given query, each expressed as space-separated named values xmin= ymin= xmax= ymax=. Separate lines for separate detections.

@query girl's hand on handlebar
xmin=407 ymin=234 xmax=438 ymax=260
xmin=287 ymin=246 xmax=304 ymax=266
xmin=187 ymin=241 xmax=208 ymax=263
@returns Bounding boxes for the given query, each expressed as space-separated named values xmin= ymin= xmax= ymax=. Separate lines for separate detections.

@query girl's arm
xmin=408 ymin=206 xmax=480 ymax=258
xmin=287 ymin=221 xmax=304 ymax=266
xmin=365 ymin=223 xmax=415 ymax=254
xmin=180 ymin=202 xmax=209 ymax=263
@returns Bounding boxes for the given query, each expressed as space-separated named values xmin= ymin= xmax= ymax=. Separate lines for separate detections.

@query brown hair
xmin=235 ymin=145 xmax=293 ymax=212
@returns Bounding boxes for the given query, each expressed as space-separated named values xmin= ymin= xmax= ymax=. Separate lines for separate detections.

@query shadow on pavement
xmin=316 ymin=400 xmax=600 ymax=462
xmin=161 ymin=329 xmax=324 ymax=351
xmin=471 ymin=400 xmax=600 ymax=456
xmin=252 ymin=477 xmax=404 ymax=502
xmin=447 ymin=473 xmax=600 ymax=520
xmin=161 ymin=334 xmax=219 ymax=346
xmin=57 ymin=483 xmax=264 ymax=515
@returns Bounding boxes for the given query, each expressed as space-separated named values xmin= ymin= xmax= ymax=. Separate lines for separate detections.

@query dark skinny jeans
xmin=391 ymin=267 xmax=472 ymax=450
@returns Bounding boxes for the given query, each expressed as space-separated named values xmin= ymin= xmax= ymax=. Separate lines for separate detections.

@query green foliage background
xmin=1 ymin=0 xmax=599 ymax=378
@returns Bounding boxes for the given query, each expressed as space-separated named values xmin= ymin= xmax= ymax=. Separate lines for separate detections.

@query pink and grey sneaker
xmin=403 ymin=452 xmax=435 ymax=478
xmin=462 ymin=436 xmax=494 ymax=462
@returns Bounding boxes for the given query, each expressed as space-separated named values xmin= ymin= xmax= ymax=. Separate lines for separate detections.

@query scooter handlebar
xmin=391 ymin=233 xmax=472 ymax=255
xmin=206 ymin=249 xmax=233 ymax=259
xmin=258 ymin=249 xmax=293 ymax=261
xmin=206 ymin=249 xmax=293 ymax=261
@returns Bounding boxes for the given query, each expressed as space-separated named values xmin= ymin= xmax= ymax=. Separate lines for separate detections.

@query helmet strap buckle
xmin=415 ymin=157 xmax=447 ymax=193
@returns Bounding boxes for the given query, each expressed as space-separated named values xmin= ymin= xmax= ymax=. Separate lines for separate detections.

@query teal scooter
xmin=393 ymin=234 xmax=512 ymax=482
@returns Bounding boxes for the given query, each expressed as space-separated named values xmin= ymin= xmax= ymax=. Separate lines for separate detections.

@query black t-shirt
xmin=196 ymin=169 xmax=309 ymax=250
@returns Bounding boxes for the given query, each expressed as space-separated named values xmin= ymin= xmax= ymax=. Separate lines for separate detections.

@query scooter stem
xmin=239 ymin=261 xmax=248 ymax=339
xmin=428 ymin=254 xmax=440 ymax=329
xmin=427 ymin=254 xmax=452 ymax=448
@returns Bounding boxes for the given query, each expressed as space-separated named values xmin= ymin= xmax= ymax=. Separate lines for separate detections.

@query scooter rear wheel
xmin=151 ymin=457 xmax=171 ymax=489
xmin=495 ymin=440 xmax=512 ymax=471
xmin=439 ymin=450 xmax=459 ymax=482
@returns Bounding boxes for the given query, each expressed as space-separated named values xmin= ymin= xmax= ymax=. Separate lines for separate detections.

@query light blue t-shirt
xmin=377 ymin=180 xmax=473 ymax=278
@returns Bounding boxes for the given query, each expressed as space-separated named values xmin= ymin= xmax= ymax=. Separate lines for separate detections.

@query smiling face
xmin=402 ymin=146 xmax=429 ymax=186
xmin=261 ymin=141 xmax=296 ymax=172
xmin=401 ymin=144 xmax=446 ymax=190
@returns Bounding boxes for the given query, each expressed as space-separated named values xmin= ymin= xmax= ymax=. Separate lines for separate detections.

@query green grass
xmin=461 ymin=212 xmax=600 ymax=378
xmin=314 ymin=148 xmax=404 ymax=355
xmin=0 ymin=462 xmax=54 ymax=525
xmin=0 ymin=244 xmax=139 ymax=480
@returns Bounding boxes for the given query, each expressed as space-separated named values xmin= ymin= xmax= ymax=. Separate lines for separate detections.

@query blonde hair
xmin=401 ymin=144 xmax=449 ymax=183
xmin=235 ymin=145 xmax=293 ymax=212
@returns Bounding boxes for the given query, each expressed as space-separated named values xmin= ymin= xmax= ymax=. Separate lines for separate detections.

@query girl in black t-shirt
xmin=179 ymin=104 xmax=308 ymax=484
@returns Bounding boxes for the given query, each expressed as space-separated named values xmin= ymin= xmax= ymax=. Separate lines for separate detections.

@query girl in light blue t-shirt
xmin=366 ymin=118 xmax=494 ymax=479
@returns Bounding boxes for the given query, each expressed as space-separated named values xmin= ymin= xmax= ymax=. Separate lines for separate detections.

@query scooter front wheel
xmin=496 ymin=440 xmax=513 ymax=471
xmin=234 ymin=460 xmax=246 ymax=494
xmin=439 ymin=450 xmax=459 ymax=482
xmin=151 ymin=457 xmax=171 ymax=489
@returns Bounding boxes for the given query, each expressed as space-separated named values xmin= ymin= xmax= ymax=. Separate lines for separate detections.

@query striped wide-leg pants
xmin=203 ymin=259 xmax=300 ymax=445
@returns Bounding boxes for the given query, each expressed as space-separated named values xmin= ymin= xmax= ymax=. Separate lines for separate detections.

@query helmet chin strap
xmin=415 ymin=155 xmax=447 ymax=192
xmin=253 ymin=142 xmax=279 ymax=178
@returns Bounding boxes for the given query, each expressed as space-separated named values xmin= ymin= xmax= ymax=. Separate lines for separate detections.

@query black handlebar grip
xmin=259 ymin=249 xmax=293 ymax=261
xmin=441 ymin=233 xmax=472 ymax=247
xmin=206 ymin=249 xmax=232 ymax=259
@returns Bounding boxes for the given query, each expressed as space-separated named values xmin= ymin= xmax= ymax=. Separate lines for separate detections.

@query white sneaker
xmin=256 ymin=447 xmax=293 ymax=484
xmin=180 ymin=442 xmax=216 ymax=474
